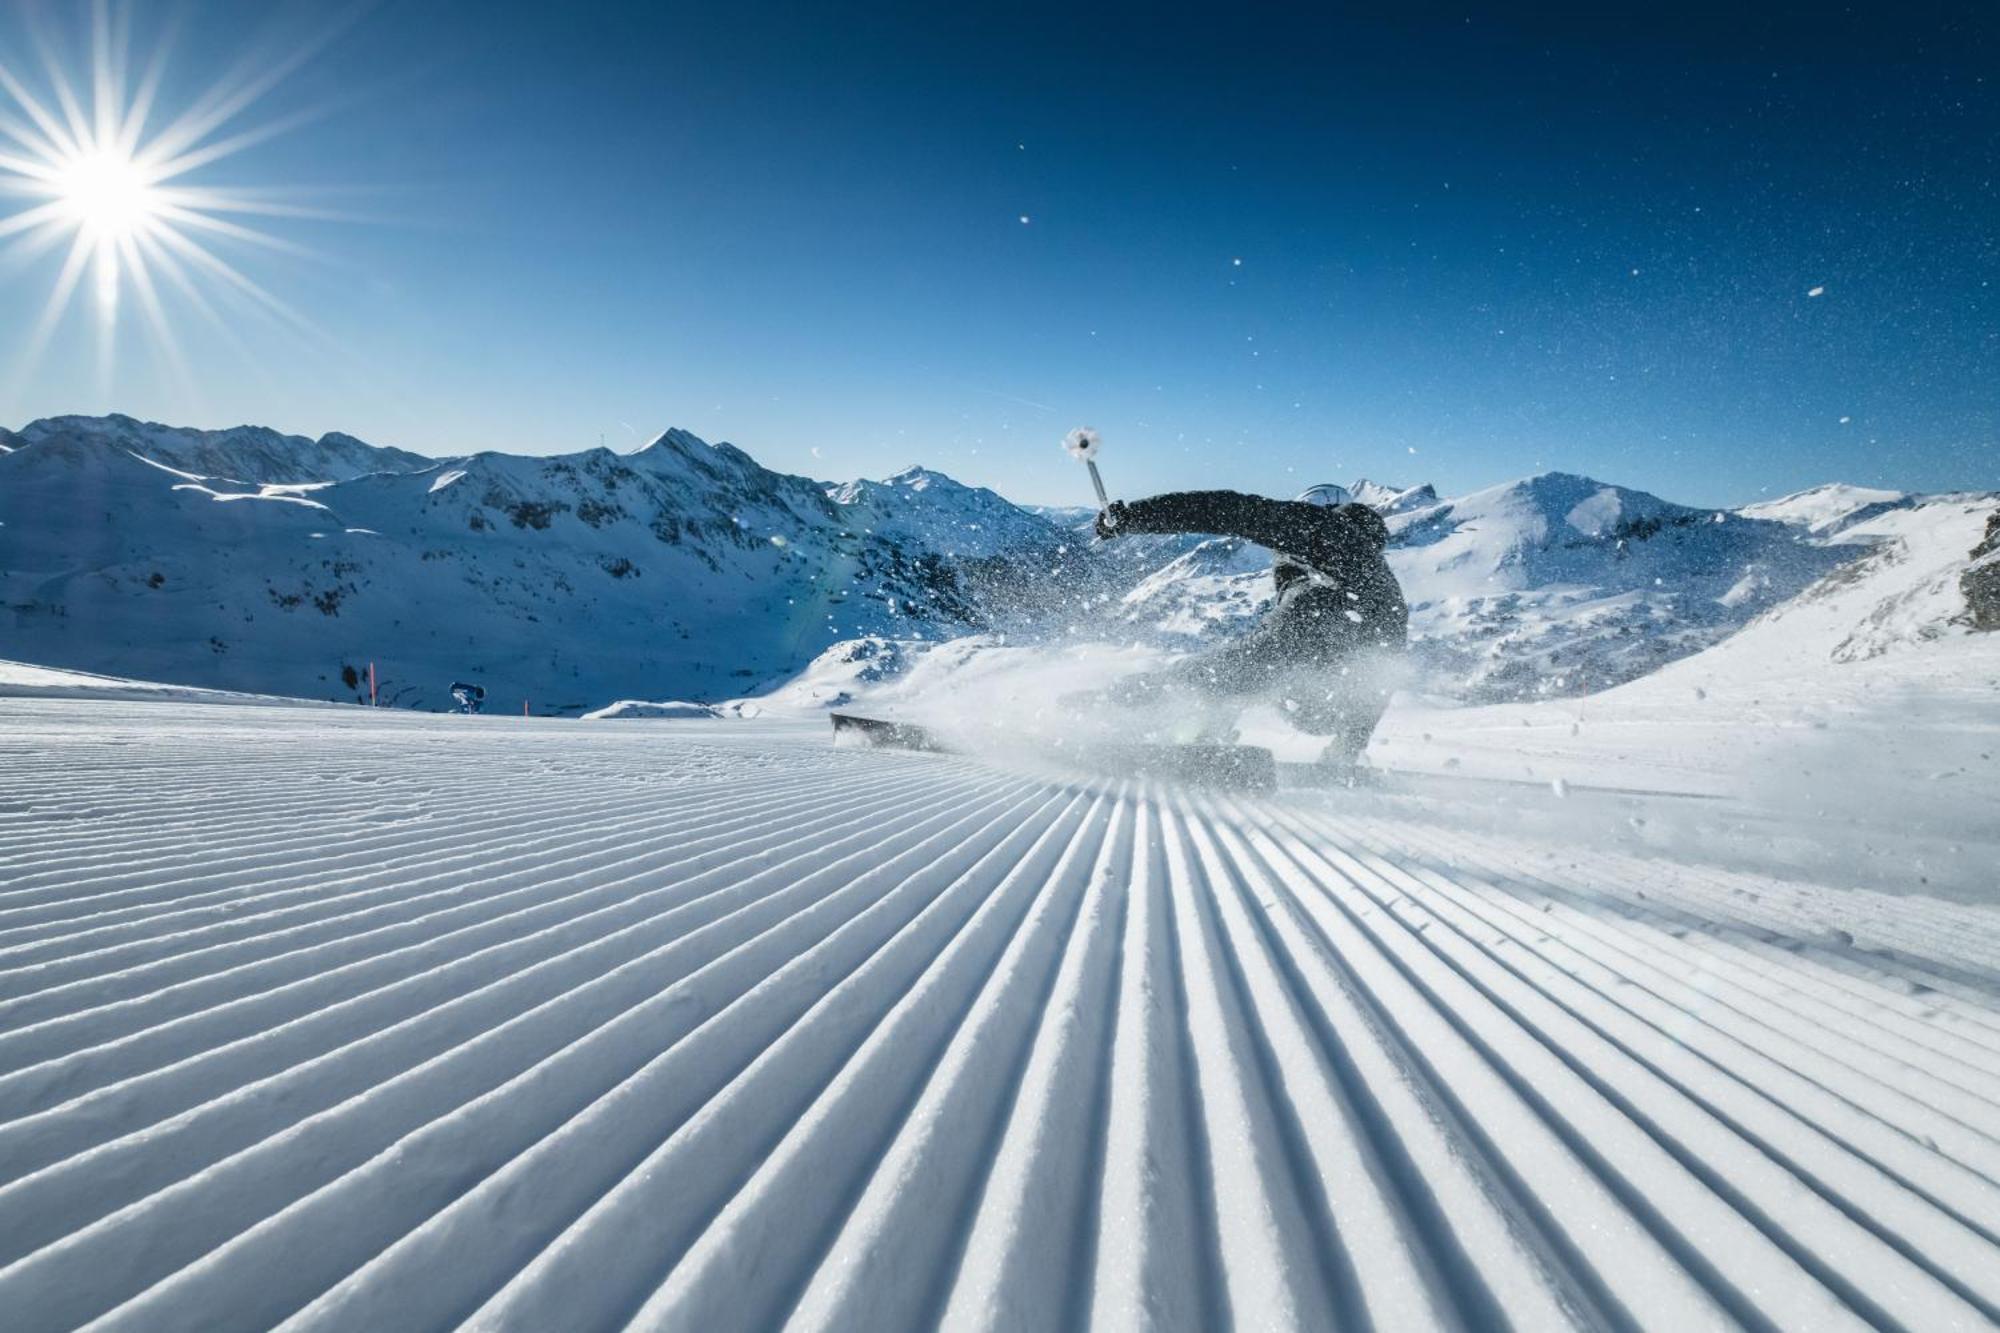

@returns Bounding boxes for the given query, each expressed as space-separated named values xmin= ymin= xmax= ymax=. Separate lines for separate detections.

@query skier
xmin=1091 ymin=483 xmax=1408 ymax=764
xmin=449 ymin=681 xmax=486 ymax=715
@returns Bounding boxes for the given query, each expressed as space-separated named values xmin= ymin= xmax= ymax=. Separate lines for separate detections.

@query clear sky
xmin=2 ymin=0 xmax=1994 ymax=506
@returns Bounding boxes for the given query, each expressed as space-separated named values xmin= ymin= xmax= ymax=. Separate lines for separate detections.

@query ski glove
xmin=1094 ymin=501 xmax=1128 ymax=541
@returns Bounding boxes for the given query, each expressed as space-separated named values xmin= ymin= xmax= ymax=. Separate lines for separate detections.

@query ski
xmin=830 ymin=712 xmax=1278 ymax=793
xmin=829 ymin=712 xmax=951 ymax=752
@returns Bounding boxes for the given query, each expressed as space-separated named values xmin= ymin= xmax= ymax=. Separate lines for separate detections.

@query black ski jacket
xmin=1112 ymin=490 xmax=1408 ymax=668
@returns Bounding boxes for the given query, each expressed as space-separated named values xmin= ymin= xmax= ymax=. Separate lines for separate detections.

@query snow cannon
xmin=1063 ymin=426 xmax=1110 ymax=507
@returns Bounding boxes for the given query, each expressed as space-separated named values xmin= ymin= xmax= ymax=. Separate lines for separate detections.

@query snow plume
xmin=1368 ymin=623 xmax=2000 ymax=905
xmin=847 ymin=637 xmax=1173 ymax=754
xmin=785 ymin=632 xmax=1417 ymax=768
xmin=1510 ymin=697 xmax=2000 ymax=906
xmin=1725 ymin=683 xmax=2000 ymax=902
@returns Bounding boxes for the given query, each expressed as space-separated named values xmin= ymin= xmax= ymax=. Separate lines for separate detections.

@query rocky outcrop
xmin=1963 ymin=512 xmax=2000 ymax=631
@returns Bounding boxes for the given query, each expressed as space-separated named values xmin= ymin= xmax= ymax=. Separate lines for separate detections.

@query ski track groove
xmin=1446 ymin=825 xmax=2000 ymax=1028
xmin=0 ymin=698 xmax=1996 ymax=1331
xmin=0 ymin=762 xmax=899 ymax=984
xmin=1310 ymin=816 xmax=2000 ymax=1145
xmin=0 ymin=771 xmax=810 ymax=939
xmin=0 ymin=767 xmax=932 ymax=1021
xmin=0 ymin=771 xmax=992 ymax=1182
xmin=2 ymin=777 xmax=1051 ymax=1325
xmin=0 ymin=765 xmax=950 ymax=1087
xmin=1263 ymin=805 xmax=2000 ymax=1323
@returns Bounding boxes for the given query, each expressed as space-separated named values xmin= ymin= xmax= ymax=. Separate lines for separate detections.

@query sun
xmin=53 ymin=148 xmax=160 ymax=239
xmin=0 ymin=0 xmax=346 ymax=389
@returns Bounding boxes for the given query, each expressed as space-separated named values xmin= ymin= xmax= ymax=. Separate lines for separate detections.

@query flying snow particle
xmin=1231 ymin=257 xmax=1243 ymax=266
xmin=1019 ymin=215 xmax=1031 ymax=225
xmin=1807 ymin=285 xmax=1825 ymax=297
xmin=770 ymin=535 xmax=788 ymax=547
xmin=1839 ymin=416 xmax=1851 ymax=424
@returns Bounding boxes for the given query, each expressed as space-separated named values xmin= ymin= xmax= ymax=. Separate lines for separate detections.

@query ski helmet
xmin=1293 ymin=483 xmax=1353 ymax=507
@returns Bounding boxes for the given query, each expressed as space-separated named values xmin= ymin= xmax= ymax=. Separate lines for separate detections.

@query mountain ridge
xmin=5 ymin=412 xmax=435 ymax=484
xmin=4 ymin=413 xmax=1991 ymax=711
xmin=0 ymin=416 xmax=1054 ymax=711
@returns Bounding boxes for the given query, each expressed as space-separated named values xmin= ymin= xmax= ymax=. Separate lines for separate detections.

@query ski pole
xmin=1062 ymin=427 xmax=1109 ymax=506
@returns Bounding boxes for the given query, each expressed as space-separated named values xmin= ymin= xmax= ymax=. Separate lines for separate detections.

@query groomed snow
xmin=1 ymin=696 xmax=1997 ymax=1329
xmin=581 ymin=699 xmax=722 ymax=720
xmin=0 ymin=659 xmax=334 ymax=708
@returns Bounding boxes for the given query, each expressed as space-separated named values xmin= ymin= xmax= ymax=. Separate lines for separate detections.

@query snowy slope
xmin=0 ymin=421 xmax=1067 ymax=712
xmin=1740 ymin=482 xmax=1914 ymax=536
xmin=0 ymin=658 xmax=335 ymax=707
xmin=0 ymin=696 xmax=1995 ymax=1330
xmin=1349 ymin=477 xmax=1438 ymax=513
xmin=826 ymin=466 xmax=1061 ymax=559
xmin=1021 ymin=502 xmax=1096 ymax=529
xmin=1684 ymin=493 xmax=2000 ymax=668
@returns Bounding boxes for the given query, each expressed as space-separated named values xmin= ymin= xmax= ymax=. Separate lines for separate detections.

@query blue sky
xmin=2 ymin=0 xmax=1994 ymax=506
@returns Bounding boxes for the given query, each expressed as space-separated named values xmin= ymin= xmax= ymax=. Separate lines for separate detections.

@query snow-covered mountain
xmin=1349 ymin=478 xmax=1438 ymax=513
xmin=6 ymin=413 xmax=1992 ymax=711
xmin=1640 ymin=492 xmax=2000 ymax=674
xmin=1388 ymin=473 xmax=1860 ymax=697
xmin=1739 ymin=482 xmax=1916 ymax=537
xmin=0 ymin=413 xmax=433 ymax=484
xmin=0 ymin=416 xmax=1067 ymax=712
xmin=1106 ymin=472 xmax=1993 ymax=702
xmin=826 ymin=466 xmax=1058 ymax=558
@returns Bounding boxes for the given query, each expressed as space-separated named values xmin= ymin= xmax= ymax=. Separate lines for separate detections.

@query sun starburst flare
xmin=0 ymin=0 xmax=352 ymax=398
